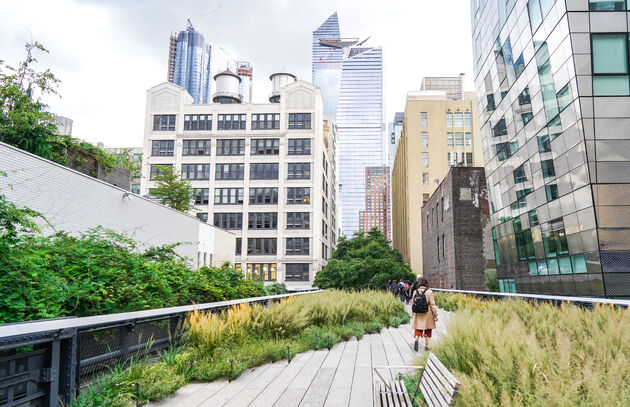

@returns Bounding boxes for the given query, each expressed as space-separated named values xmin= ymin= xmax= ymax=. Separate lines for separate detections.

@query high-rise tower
xmin=312 ymin=12 xmax=385 ymax=237
xmin=167 ymin=20 xmax=212 ymax=104
xmin=236 ymin=61 xmax=253 ymax=104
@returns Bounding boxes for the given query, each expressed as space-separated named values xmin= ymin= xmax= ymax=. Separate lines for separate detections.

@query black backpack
xmin=412 ymin=288 xmax=429 ymax=313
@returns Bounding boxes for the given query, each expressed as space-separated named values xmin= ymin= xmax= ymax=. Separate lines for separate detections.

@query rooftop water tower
xmin=212 ymin=70 xmax=243 ymax=104
xmin=269 ymin=72 xmax=297 ymax=103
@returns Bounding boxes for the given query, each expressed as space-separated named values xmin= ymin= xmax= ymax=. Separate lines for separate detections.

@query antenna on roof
xmin=187 ymin=19 xmax=195 ymax=31
xmin=357 ymin=36 xmax=371 ymax=46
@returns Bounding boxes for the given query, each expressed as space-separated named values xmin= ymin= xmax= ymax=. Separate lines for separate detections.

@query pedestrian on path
xmin=411 ymin=277 xmax=438 ymax=352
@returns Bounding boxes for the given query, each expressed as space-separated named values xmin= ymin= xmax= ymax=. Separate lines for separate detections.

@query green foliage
xmin=0 ymin=193 xmax=266 ymax=323
xmin=483 ymin=269 xmax=499 ymax=292
xmin=432 ymin=294 xmax=630 ymax=406
xmin=313 ymin=228 xmax=415 ymax=290
xmin=150 ymin=165 xmax=197 ymax=212
xmin=265 ymin=283 xmax=289 ymax=295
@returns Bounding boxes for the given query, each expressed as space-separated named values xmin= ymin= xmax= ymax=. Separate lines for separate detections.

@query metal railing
xmin=0 ymin=290 xmax=322 ymax=407
xmin=431 ymin=288 xmax=630 ymax=308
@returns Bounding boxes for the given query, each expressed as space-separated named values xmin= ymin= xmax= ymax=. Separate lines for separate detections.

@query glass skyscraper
xmin=313 ymin=13 xmax=385 ymax=236
xmin=472 ymin=0 xmax=630 ymax=297
xmin=168 ymin=23 xmax=212 ymax=104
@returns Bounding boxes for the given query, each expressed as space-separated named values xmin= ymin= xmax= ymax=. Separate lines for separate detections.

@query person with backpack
xmin=411 ymin=277 xmax=438 ymax=351
xmin=398 ymin=280 xmax=406 ymax=302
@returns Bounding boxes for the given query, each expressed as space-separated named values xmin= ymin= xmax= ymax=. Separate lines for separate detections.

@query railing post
xmin=47 ymin=338 xmax=60 ymax=407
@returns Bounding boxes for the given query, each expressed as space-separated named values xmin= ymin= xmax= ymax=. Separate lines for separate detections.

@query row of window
xmin=154 ymin=113 xmax=312 ymax=131
xmin=149 ymin=163 xmax=311 ymax=181
xmin=419 ymin=152 xmax=473 ymax=168
xmin=210 ymin=212 xmax=311 ymax=230
xmin=191 ymin=187 xmax=311 ymax=205
xmin=446 ymin=132 xmax=472 ymax=147
xmin=238 ymin=263 xmax=310 ymax=281
xmin=233 ymin=237 xmax=311 ymax=255
xmin=445 ymin=112 xmax=473 ymax=128
xmin=151 ymin=138 xmax=312 ymax=157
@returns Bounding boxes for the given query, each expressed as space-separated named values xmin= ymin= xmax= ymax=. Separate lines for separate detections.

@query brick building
xmin=421 ymin=167 xmax=495 ymax=290
xmin=359 ymin=166 xmax=391 ymax=241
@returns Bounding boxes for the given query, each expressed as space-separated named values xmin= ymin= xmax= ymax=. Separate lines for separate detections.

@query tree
xmin=0 ymin=41 xmax=60 ymax=158
xmin=150 ymin=165 xmax=197 ymax=212
xmin=313 ymin=228 xmax=415 ymax=290
xmin=483 ymin=269 xmax=499 ymax=292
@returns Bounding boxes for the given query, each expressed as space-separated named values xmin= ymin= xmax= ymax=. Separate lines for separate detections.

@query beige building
xmin=392 ymin=86 xmax=483 ymax=275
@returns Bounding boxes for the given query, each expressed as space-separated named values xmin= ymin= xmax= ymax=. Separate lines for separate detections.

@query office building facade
xmin=471 ymin=0 xmax=630 ymax=297
xmin=392 ymin=87 xmax=483 ymax=275
xmin=359 ymin=166 xmax=391 ymax=240
xmin=313 ymin=12 xmax=385 ymax=237
xmin=141 ymin=78 xmax=338 ymax=288
xmin=168 ymin=22 xmax=212 ymax=104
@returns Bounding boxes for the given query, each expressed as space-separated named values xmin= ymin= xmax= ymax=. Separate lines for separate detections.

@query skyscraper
xmin=167 ymin=20 xmax=212 ymax=104
xmin=312 ymin=12 xmax=385 ymax=236
xmin=471 ymin=0 xmax=630 ymax=297
xmin=236 ymin=60 xmax=253 ymax=104
xmin=388 ymin=112 xmax=404 ymax=172
xmin=359 ymin=166 xmax=391 ymax=240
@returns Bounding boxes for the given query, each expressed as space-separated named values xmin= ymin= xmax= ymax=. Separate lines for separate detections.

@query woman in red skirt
xmin=411 ymin=278 xmax=438 ymax=351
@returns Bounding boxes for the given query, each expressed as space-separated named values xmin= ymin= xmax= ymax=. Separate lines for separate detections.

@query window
xmin=423 ymin=193 xmax=430 ymax=202
xmin=247 ymin=263 xmax=277 ymax=281
xmin=466 ymin=152 xmax=473 ymax=166
xmin=454 ymin=112 xmax=463 ymax=127
xmin=513 ymin=164 xmax=528 ymax=184
xmin=421 ymin=132 xmax=428 ymax=147
xmin=496 ymin=141 xmax=518 ymax=161
xmin=592 ymin=34 xmax=630 ymax=95
xmin=196 ymin=212 xmax=208 ymax=222
xmin=248 ymin=212 xmax=278 ymax=229
xmin=251 ymin=139 xmax=279 ymax=155
xmin=542 ymin=218 xmax=569 ymax=257
xmin=421 ymin=152 xmax=429 ymax=168
xmin=423 ymin=173 xmax=429 ymax=186
xmin=285 ymin=263 xmax=309 ymax=281
xmin=448 ymin=151 xmax=457 ymax=166
xmin=181 ymin=164 xmax=210 ymax=180
xmin=420 ymin=112 xmax=428 ymax=127
xmin=546 ymin=184 xmax=559 ymax=201
xmin=519 ymin=88 xmax=532 ymax=105
xmin=131 ymin=184 xmax=140 ymax=194
xmin=445 ymin=113 xmax=453 ymax=128
xmin=514 ymin=53 xmax=526 ymax=77
xmin=215 ymin=163 xmax=244 ymax=180
xmin=288 ymin=113 xmax=311 ymax=129
xmin=455 ymin=132 xmax=464 ymax=147
xmin=184 ymin=114 xmax=211 ymax=130
xmin=529 ymin=210 xmax=539 ymax=226
xmin=487 ymin=94 xmax=496 ymax=111
xmin=522 ymin=113 xmax=534 ymax=125
xmin=217 ymin=114 xmax=246 ymax=130
xmin=183 ymin=140 xmax=211 ymax=156
xmin=287 ymin=163 xmax=311 ymax=179
xmin=288 ymin=139 xmax=312 ymax=155
xmin=214 ymin=188 xmax=244 ymax=204
xmin=214 ymin=213 xmax=243 ymax=229
xmin=589 ymin=0 xmax=626 ymax=11
xmin=322 ymin=197 xmax=328 ymax=217
xmin=151 ymin=140 xmax=174 ymax=156
xmin=250 ymin=163 xmax=279 ymax=180
xmin=515 ymin=229 xmax=536 ymax=261
xmin=236 ymin=238 xmax=242 ymax=255
xmin=492 ymin=118 xmax=507 ymax=137
xmin=249 ymin=187 xmax=278 ymax=204
xmin=447 ymin=133 xmax=454 ymax=147
xmin=286 ymin=212 xmax=310 ymax=229
xmin=286 ymin=238 xmax=309 ymax=255
xmin=465 ymin=132 xmax=472 ymax=147
xmin=216 ymin=139 xmax=245 ymax=156
xmin=538 ymin=134 xmax=551 ymax=153
xmin=287 ymin=187 xmax=310 ymax=204
xmin=322 ymin=243 xmax=328 ymax=260
xmin=556 ymin=84 xmax=573 ymax=112
xmin=153 ymin=115 xmax=176 ymax=131
xmin=322 ymin=220 xmax=328 ymax=238
xmin=528 ymin=0 xmax=554 ymax=33
xmin=251 ymin=113 xmax=279 ymax=130
xmin=322 ymin=175 xmax=328 ymax=197
xmin=464 ymin=112 xmax=472 ymax=127
xmin=195 ymin=188 xmax=209 ymax=205
xmin=247 ymin=238 xmax=277 ymax=255
xmin=541 ymin=159 xmax=556 ymax=178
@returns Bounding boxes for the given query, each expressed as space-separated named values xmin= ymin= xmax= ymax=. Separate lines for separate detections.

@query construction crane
xmin=186 ymin=18 xmax=194 ymax=31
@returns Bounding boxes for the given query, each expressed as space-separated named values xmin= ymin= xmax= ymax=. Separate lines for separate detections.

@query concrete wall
xmin=0 ymin=141 xmax=235 ymax=267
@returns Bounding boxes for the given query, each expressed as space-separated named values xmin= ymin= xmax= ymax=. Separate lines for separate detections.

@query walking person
xmin=411 ymin=278 xmax=438 ymax=352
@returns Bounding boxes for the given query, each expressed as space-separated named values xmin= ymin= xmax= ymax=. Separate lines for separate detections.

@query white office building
xmin=142 ymin=71 xmax=339 ymax=288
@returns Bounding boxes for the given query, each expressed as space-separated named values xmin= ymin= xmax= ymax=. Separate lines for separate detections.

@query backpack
xmin=412 ymin=288 xmax=429 ymax=313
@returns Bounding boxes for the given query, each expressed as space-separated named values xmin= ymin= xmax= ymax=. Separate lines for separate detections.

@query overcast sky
xmin=1 ymin=0 xmax=474 ymax=147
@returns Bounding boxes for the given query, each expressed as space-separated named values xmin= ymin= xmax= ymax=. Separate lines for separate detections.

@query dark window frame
xmin=151 ymin=140 xmax=175 ymax=157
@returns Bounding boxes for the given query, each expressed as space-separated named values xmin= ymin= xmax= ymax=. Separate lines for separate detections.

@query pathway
xmin=149 ymin=304 xmax=451 ymax=407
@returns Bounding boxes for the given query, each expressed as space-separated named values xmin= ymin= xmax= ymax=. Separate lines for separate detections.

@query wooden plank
xmin=393 ymin=380 xmax=407 ymax=407
xmin=421 ymin=364 xmax=452 ymax=407
xmin=324 ymin=338 xmax=358 ymax=407
xmin=428 ymin=354 xmax=460 ymax=390
xmin=349 ymin=335 xmax=373 ymax=406
xmin=381 ymin=329 xmax=406 ymax=379
xmin=223 ymin=362 xmax=286 ymax=406
xmin=388 ymin=327 xmax=415 ymax=363
xmin=197 ymin=365 xmax=269 ymax=407
xmin=385 ymin=382 xmax=396 ymax=407
xmin=373 ymin=381 xmax=380 ymax=407
xmin=397 ymin=380 xmax=413 ymax=407
xmin=274 ymin=349 xmax=329 ymax=406
xmin=300 ymin=342 xmax=346 ymax=407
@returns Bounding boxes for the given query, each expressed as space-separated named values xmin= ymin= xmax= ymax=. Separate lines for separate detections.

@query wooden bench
xmin=373 ymin=353 xmax=461 ymax=407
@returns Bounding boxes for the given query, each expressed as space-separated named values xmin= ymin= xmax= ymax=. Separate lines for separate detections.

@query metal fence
xmin=0 ymin=290 xmax=321 ymax=407
xmin=431 ymin=288 xmax=630 ymax=308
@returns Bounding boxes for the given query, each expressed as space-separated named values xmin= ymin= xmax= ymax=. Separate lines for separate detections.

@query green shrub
xmin=265 ymin=282 xmax=289 ymax=295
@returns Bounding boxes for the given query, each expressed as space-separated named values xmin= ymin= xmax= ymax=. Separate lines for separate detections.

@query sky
xmin=0 ymin=0 xmax=474 ymax=147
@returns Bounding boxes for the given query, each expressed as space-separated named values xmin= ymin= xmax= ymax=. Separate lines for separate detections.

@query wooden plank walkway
xmin=149 ymin=304 xmax=451 ymax=407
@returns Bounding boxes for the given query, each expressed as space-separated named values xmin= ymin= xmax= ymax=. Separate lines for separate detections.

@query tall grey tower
xmin=312 ymin=12 xmax=385 ymax=237
xmin=167 ymin=20 xmax=212 ymax=104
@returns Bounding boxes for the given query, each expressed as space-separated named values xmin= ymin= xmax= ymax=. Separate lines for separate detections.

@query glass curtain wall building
xmin=313 ymin=12 xmax=385 ymax=236
xmin=471 ymin=0 xmax=630 ymax=297
xmin=168 ymin=23 xmax=212 ymax=104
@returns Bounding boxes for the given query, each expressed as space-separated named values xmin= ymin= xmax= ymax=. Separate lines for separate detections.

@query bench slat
xmin=422 ymin=362 xmax=454 ymax=406
xmin=426 ymin=358 xmax=458 ymax=395
xmin=397 ymin=380 xmax=413 ymax=407
xmin=428 ymin=354 xmax=461 ymax=390
xmin=420 ymin=380 xmax=445 ymax=407
xmin=385 ymin=382 xmax=396 ymax=407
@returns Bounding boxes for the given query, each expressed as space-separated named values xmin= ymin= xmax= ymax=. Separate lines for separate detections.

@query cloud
xmin=0 ymin=0 xmax=474 ymax=147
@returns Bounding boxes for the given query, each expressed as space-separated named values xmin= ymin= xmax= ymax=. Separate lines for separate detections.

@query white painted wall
xmin=0 ymin=141 xmax=235 ymax=267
